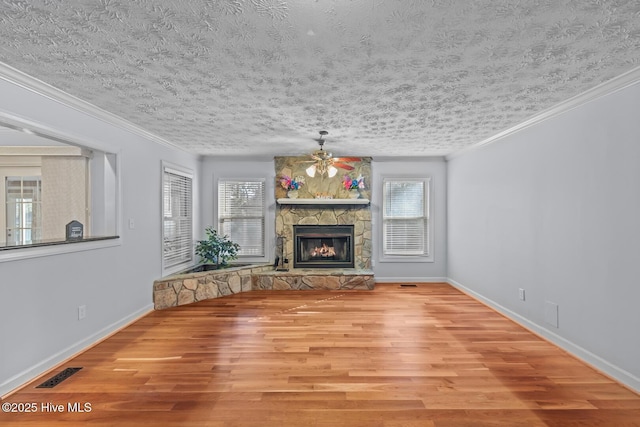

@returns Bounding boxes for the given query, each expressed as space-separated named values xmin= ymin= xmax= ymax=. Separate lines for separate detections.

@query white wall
xmin=0 ymin=77 xmax=200 ymax=396
xmin=372 ymin=158 xmax=448 ymax=282
xmin=447 ymin=81 xmax=640 ymax=391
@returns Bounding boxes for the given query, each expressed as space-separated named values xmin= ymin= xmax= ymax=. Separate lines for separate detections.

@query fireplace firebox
xmin=293 ymin=225 xmax=354 ymax=269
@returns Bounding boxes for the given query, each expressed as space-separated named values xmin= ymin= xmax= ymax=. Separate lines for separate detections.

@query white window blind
xmin=163 ymin=167 xmax=193 ymax=269
xmin=218 ymin=179 xmax=265 ymax=257
xmin=383 ymin=178 xmax=429 ymax=256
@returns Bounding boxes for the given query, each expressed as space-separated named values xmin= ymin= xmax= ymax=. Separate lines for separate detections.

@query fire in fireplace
xmin=293 ymin=225 xmax=354 ymax=268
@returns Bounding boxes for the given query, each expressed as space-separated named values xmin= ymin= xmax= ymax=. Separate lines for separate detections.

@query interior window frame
xmin=0 ymin=112 xmax=122 ymax=263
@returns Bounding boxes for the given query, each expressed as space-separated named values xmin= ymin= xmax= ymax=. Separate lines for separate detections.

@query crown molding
xmin=447 ymin=65 xmax=640 ymax=161
xmin=0 ymin=61 xmax=187 ymax=153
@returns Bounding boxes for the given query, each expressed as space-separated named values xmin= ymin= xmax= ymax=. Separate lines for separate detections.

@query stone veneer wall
xmin=274 ymin=156 xmax=372 ymax=201
xmin=275 ymin=156 xmax=372 ymax=270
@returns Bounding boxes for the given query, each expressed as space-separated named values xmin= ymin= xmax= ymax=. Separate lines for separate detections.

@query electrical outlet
xmin=78 ymin=305 xmax=86 ymax=320
xmin=518 ymin=288 xmax=525 ymax=301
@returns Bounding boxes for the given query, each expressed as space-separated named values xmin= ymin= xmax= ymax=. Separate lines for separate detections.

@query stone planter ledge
xmin=153 ymin=265 xmax=374 ymax=310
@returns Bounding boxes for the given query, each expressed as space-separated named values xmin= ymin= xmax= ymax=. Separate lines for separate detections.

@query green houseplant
xmin=195 ymin=227 xmax=240 ymax=268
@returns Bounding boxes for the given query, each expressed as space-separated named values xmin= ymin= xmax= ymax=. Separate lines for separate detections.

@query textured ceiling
xmin=0 ymin=1 xmax=639 ymax=157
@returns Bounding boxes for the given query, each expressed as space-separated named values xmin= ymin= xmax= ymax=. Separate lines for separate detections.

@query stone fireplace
xmin=275 ymin=156 xmax=372 ymax=271
xmin=293 ymin=224 xmax=354 ymax=269
xmin=275 ymin=203 xmax=371 ymax=270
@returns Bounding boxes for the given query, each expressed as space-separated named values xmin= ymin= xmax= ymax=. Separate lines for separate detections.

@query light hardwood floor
xmin=1 ymin=283 xmax=639 ymax=426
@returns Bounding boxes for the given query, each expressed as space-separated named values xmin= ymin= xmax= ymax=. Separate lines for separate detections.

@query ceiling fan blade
xmin=334 ymin=157 xmax=361 ymax=162
xmin=333 ymin=162 xmax=355 ymax=170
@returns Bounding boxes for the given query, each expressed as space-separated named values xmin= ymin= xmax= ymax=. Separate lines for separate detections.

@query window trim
xmin=161 ymin=162 xmax=194 ymax=275
xmin=379 ymin=176 xmax=434 ymax=263
xmin=216 ymin=177 xmax=268 ymax=264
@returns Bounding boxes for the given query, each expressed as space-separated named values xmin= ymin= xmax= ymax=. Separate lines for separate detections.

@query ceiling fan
xmin=299 ymin=131 xmax=361 ymax=177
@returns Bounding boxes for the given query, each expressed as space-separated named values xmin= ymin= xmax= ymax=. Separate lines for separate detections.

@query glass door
xmin=3 ymin=175 xmax=42 ymax=246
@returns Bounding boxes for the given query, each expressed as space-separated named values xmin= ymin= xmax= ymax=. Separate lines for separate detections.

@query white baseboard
xmin=374 ymin=276 xmax=448 ymax=283
xmin=446 ymin=278 xmax=640 ymax=393
xmin=0 ymin=304 xmax=153 ymax=398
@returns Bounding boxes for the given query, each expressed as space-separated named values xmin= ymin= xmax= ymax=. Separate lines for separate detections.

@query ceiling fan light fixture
xmin=305 ymin=164 xmax=316 ymax=177
xmin=303 ymin=130 xmax=351 ymax=178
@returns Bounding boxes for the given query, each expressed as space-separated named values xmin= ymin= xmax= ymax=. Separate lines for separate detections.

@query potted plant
xmin=195 ymin=227 xmax=240 ymax=269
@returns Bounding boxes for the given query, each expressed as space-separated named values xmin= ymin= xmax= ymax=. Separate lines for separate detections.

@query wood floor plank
xmin=1 ymin=283 xmax=639 ymax=426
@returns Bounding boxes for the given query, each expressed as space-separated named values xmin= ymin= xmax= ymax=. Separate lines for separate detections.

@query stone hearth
xmin=254 ymin=269 xmax=374 ymax=291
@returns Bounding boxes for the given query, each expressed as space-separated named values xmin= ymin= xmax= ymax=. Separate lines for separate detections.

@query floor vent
xmin=400 ymin=284 xmax=418 ymax=287
xmin=36 ymin=367 xmax=82 ymax=389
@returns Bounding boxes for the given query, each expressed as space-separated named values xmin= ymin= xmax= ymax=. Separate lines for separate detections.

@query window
xmin=218 ymin=179 xmax=265 ymax=258
xmin=382 ymin=177 xmax=432 ymax=259
xmin=162 ymin=165 xmax=193 ymax=271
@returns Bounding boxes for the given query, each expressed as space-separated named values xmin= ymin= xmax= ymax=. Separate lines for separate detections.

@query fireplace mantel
xmin=277 ymin=198 xmax=370 ymax=205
